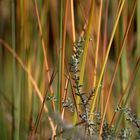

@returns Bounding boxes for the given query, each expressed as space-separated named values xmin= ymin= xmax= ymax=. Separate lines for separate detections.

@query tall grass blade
xmin=113 ymin=58 xmax=140 ymax=135
xmin=73 ymin=0 xmax=95 ymax=124
xmin=99 ymin=0 xmax=137 ymax=136
xmin=11 ymin=0 xmax=20 ymax=139
xmin=89 ymin=0 xmax=126 ymax=119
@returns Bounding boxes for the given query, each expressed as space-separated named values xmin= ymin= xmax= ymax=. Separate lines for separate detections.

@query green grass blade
xmin=73 ymin=0 xmax=95 ymax=124
xmin=11 ymin=0 xmax=20 ymax=139
xmin=113 ymin=58 xmax=140 ymax=135
xmin=136 ymin=0 xmax=140 ymax=119
xmin=57 ymin=0 xmax=64 ymax=113
xmin=90 ymin=0 xmax=126 ymax=118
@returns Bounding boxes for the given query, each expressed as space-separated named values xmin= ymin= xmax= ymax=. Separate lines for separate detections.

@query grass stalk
xmin=33 ymin=0 xmax=55 ymax=111
xmin=92 ymin=0 xmax=103 ymax=87
xmin=60 ymin=0 xmax=69 ymax=113
xmin=136 ymin=0 xmax=140 ymax=60
xmin=0 ymin=109 xmax=7 ymax=139
xmin=70 ymin=0 xmax=76 ymax=44
xmin=136 ymin=0 xmax=140 ymax=119
xmin=99 ymin=0 xmax=137 ymax=136
xmin=89 ymin=0 xmax=126 ymax=119
xmin=101 ymin=0 xmax=109 ymax=115
xmin=0 ymin=39 xmax=55 ymax=137
xmin=0 ymin=0 xmax=139 ymax=139
xmin=110 ymin=59 xmax=139 ymax=128
xmin=11 ymin=0 xmax=20 ymax=139
xmin=61 ymin=75 xmax=70 ymax=120
xmin=30 ymin=71 xmax=56 ymax=139
xmin=73 ymin=0 xmax=95 ymax=124
xmin=113 ymin=57 xmax=140 ymax=136
xmin=58 ymin=0 xmax=64 ymax=113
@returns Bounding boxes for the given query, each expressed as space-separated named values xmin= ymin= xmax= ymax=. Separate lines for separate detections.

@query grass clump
xmin=0 ymin=0 xmax=140 ymax=139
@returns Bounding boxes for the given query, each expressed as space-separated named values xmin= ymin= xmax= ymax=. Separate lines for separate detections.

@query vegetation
xmin=0 ymin=0 xmax=140 ymax=139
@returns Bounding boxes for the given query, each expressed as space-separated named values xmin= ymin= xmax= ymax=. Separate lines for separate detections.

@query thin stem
xmin=99 ymin=0 xmax=137 ymax=136
xmin=73 ymin=0 xmax=95 ymax=124
xmin=60 ymin=0 xmax=69 ymax=113
xmin=33 ymin=0 xmax=55 ymax=111
xmin=89 ymin=0 xmax=126 ymax=120
xmin=70 ymin=0 xmax=76 ymax=44
xmin=92 ymin=0 xmax=103 ymax=87
xmin=0 ymin=39 xmax=55 ymax=137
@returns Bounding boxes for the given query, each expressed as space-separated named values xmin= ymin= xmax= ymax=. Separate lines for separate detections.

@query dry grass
xmin=0 ymin=0 xmax=140 ymax=139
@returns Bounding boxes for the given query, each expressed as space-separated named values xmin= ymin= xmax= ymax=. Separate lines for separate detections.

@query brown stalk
xmin=78 ymin=0 xmax=88 ymax=26
xmin=78 ymin=0 xmax=89 ymax=37
xmin=99 ymin=0 xmax=137 ymax=136
xmin=30 ymin=71 xmax=57 ymax=139
xmin=33 ymin=0 xmax=55 ymax=111
xmin=101 ymin=0 xmax=109 ymax=115
xmin=60 ymin=0 xmax=69 ymax=113
xmin=70 ymin=0 xmax=76 ymax=44
xmin=61 ymin=75 xmax=70 ymax=120
xmin=60 ymin=0 xmax=75 ymax=118
xmin=93 ymin=0 xmax=103 ymax=87
xmin=61 ymin=0 xmax=76 ymax=120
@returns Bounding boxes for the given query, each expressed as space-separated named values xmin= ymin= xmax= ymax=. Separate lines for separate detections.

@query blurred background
xmin=0 ymin=0 xmax=140 ymax=139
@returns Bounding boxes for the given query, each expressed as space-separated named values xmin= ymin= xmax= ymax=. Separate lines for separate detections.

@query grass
xmin=0 ymin=0 xmax=140 ymax=139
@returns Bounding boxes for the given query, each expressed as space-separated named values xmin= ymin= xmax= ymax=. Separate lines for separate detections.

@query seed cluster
xmin=119 ymin=128 xmax=132 ymax=139
xmin=70 ymin=37 xmax=96 ymax=123
xmin=125 ymin=108 xmax=140 ymax=130
xmin=62 ymin=98 xmax=75 ymax=112
xmin=115 ymin=106 xmax=140 ymax=131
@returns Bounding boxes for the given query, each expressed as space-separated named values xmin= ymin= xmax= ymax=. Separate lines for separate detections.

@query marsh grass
xmin=0 ymin=0 xmax=140 ymax=139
